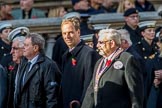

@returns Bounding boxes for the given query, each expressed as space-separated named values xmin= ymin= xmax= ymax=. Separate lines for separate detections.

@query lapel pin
xmin=113 ymin=61 xmax=123 ymax=69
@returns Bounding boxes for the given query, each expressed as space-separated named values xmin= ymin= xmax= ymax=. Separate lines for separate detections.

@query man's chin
xmin=99 ymin=51 xmax=104 ymax=56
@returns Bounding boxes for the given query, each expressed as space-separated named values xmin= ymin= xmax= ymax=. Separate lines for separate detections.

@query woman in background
xmin=117 ymin=0 xmax=135 ymax=13
xmin=48 ymin=6 xmax=67 ymax=18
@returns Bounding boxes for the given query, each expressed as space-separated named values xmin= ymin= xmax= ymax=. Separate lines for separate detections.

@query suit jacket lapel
xmin=96 ymin=48 xmax=124 ymax=81
xmin=21 ymin=64 xmax=39 ymax=91
xmin=15 ymin=62 xmax=27 ymax=94
xmin=21 ymin=54 xmax=44 ymax=91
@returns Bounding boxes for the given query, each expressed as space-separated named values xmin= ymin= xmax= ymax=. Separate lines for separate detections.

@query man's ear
xmin=0 ymin=33 xmax=2 ymax=38
xmin=33 ymin=45 xmax=39 ymax=52
xmin=141 ymin=31 xmax=144 ymax=37
xmin=124 ymin=17 xmax=128 ymax=22
xmin=110 ymin=40 xmax=115 ymax=48
xmin=77 ymin=29 xmax=80 ymax=35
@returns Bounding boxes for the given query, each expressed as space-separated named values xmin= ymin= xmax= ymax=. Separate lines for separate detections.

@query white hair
xmin=117 ymin=29 xmax=132 ymax=46
xmin=98 ymin=29 xmax=122 ymax=46
xmin=12 ymin=36 xmax=25 ymax=48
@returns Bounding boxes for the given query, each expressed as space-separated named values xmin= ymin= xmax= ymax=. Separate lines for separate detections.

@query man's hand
xmin=154 ymin=78 xmax=161 ymax=88
xmin=154 ymin=70 xmax=162 ymax=80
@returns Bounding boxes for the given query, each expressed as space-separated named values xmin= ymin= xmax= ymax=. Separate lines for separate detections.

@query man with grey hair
xmin=118 ymin=28 xmax=145 ymax=86
xmin=81 ymin=29 xmax=144 ymax=108
xmin=0 ymin=27 xmax=29 ymax=108
xmin=117 ymin=29 xmax=132 ymax=49
xmin=118 ymin=29 xmax=143 ymax=62
xmin=6 ymin=36 xmax=26 ymax=108
xmin=14 ymin=33 xmax=60 ymax=108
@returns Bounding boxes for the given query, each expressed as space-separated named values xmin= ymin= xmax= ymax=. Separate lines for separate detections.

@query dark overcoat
xmin=123 ymin=24 xmax=142 ymax=45
xmin=14 ymin=54 xmax=60 ymax=108
xmin=133 ymin=38 xmax=159 ymax=61
xmin=146 ymin=55 xmax=162 ymax=108
xmin=61 ymin=40 xmax=100 ymax=108
xmin=0 ymin=65 xmax=7 ymax=108
xmin=81 ymin=52 xmax=144 ymax=108
xmin=0 ymin=39 xmax=11 ymax=61
xmin=52 ymin=36 xmax=68 ymax=71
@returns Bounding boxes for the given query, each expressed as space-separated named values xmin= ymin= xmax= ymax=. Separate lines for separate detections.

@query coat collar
xmin=64 ymin=40 xmax=85 ymax=57
xmin=93 ymin=49 xmax=124 ymax=83
xmin=20 ymin=53 xmax=45 ymax=91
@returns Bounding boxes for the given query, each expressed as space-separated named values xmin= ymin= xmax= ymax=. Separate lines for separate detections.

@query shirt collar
xmin=28 ymin=54 xmax=39 ymax=65
xmin=69 ymin=40 xmax=81 ymax=52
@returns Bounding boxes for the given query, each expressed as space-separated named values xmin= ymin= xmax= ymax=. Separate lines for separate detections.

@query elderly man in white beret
xmin=1 ymin=26 xmax=29 ymax=108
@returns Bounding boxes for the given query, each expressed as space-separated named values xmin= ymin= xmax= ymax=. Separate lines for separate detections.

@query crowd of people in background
xmin=0 ymin=0 xmax=162 ymax=108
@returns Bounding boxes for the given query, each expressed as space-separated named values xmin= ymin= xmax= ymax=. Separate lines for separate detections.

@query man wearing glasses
xmin=123 ymin=8 xmax=142 ymax=45
xmin=81 ymin=29 xmax=143 ymax=108
xmin=0 ymin=27 xmax=29 ymax=108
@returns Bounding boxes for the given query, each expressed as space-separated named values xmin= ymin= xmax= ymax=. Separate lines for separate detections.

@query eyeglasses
xmin=98 ymin=40 xmax=111 ymax=44
xmin=11 ymin=47 xmax=23 ymax=50
xmin=128 ymin=15 xmax=140 ymax=19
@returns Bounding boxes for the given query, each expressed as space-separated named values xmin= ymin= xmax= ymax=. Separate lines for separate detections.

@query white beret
xmin=0 ymin=23 xmax=12 ymax=32
xmin=92 ymin=24 xmax=111 ymax=31
xmin=8 ymin=27 xmax=29 ymax=42
xmin=138 ymin=21 xmax=156 ymax=31
xmin=63 ymin=12 xmax=80 ymax=20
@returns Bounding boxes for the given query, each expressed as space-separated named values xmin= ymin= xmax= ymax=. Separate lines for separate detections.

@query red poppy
xmin=72 ymin=58 xmax=77 ymax=66
xmin=32 ymin=16 xmax=37 ymax=19
xmin=8 ymin=65 xmax=14 ymax=71
xmin=105 ymin=60 xmax=112 ymax=67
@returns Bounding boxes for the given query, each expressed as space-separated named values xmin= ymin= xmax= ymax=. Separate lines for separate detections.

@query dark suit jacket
xmin=81 ymin=52 xmax=144 ymax=108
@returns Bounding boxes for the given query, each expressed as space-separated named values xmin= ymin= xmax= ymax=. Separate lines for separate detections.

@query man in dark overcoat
xmin=123 ymin=8 xmax=142 ymax=45
xmin=81 ymin=29 xmax=144 ymax=108
xmin=14 ymin=33 xmax=61 ymax=108
xmin=61 ymin=17 xmax=100 ymax=108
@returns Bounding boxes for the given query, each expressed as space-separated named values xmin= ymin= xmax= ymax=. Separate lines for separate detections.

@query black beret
xmin=124 ymin=8 xmax=138 ymax=16
xmin=92 ymin=24 xmax=110 ymax=31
